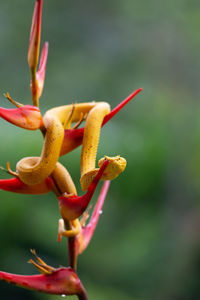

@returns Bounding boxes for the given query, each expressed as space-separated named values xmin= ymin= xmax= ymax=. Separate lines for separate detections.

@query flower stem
xmin=78 ymin=288 xmax=89 ymax=300
xmin=31 ymin=67 xmax=39 ymax=107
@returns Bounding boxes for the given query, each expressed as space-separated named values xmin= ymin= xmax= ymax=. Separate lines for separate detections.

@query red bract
xmin=0 ymin=105 xmax=43 ymax=130
xmin=0 ymin=176 xmax=53 ymax=194
xmin=35 ymin=42 xmax=49 ymax=99
xmin=75 ymin=180 xmax=110 ymax=255
xmin=0 ymin=268 xmax=87 ymax=299
xmin=0 ymin=89 xmax=141 ymax=146
xmin=58 ymin=160 xmax=109 ymax=221
xmin=60 ymin=88 xmax=142 ymax=156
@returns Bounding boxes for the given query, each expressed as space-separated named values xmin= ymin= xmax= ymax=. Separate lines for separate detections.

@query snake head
xmin=73 ymin=158 xmax=125 ymax=254
xmin=98 ymin=155 xmax=127 ymax=180
xmin=0 ymin=104 xmax=43 ymax=130
xmin=80 ymin=155 xmax=127 ymax=191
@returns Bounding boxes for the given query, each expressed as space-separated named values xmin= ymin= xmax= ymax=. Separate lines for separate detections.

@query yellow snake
xmin=80 ymin=102 xmax=127 ymax=190
xmin=16 ymin=102 xmax=96 ymax=185
xmin=14 ymin=101 xmax=127 ymax=240
xmin=16 ymin=101 xmax=126 ymax=192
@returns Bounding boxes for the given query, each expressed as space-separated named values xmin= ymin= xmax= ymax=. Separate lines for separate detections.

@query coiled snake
xmin=16 ymin=102 xmax=126 ymax=191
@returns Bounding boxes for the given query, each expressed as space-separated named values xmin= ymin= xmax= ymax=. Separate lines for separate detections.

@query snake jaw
xmin=98 ymin=155 xmax=127 ymax=180
xmin=80 ymin=155 xmax=127 ymax=191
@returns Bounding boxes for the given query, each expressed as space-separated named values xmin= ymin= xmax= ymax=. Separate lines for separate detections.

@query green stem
xmin=31 ymin=67 xmax=39 ymax=107
xmin=67 ymin=235 xmax=78 ymax=270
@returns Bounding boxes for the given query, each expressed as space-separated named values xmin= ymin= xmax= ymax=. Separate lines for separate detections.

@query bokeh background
xmin=0 ymin=0 xmax=200 ymax=299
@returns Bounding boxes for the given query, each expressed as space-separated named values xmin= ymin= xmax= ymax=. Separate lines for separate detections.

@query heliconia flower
xmin=0 ymin=176 xmax=54 ymax=194
xmin=75 ymin=180 xmax=110 ymax=255
xmin=34 ymin=42 xmax=49 ymax=99
xmin=0 ymin=250 xmax=88 ymax=299
xmin=0 ymin=104 xmax=43 ymax=130
xmin=28 ymin=0 xmax=43 ymax=70
xmin=60 ymin=88 xmax=142 ymax=156
xmin=58 ymin=160 xmax=109 ymax=221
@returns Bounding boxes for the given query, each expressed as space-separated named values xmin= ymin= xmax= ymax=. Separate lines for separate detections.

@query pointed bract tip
xmin=102 ymin=88 xmax=143 ymax=126
xmin=60 ymin=88 xmax=143 ymax=157
xmin=35 ymin=42 xmax=49 ymax=98
xmin=28 ymin=0 xmax=43 ymax=69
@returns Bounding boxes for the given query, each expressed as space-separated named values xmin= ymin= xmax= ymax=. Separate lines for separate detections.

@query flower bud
xmin=28 ymin=0 xmax=43 ymax=69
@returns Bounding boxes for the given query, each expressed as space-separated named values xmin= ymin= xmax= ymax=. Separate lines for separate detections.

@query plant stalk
xmin=31 ymin=67 xmax=39 ymax=107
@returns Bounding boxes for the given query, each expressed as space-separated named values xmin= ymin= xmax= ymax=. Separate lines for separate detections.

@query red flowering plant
xmin=0 ymin=1 xmax=142 ymax=299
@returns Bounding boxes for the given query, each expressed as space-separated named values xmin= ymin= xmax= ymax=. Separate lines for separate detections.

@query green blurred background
xmin=0 ymin=0 xmax=200 ymax=299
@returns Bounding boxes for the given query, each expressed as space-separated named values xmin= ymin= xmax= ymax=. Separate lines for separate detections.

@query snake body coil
xmin=16 ymin=103 xmax=96 ymax=186
xmin=16 ymin=101 xmax=126 ymax=189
